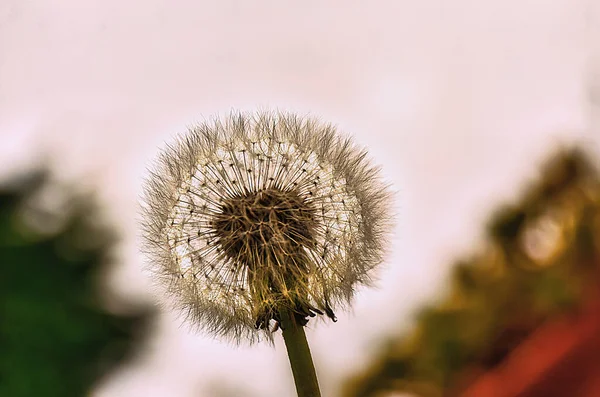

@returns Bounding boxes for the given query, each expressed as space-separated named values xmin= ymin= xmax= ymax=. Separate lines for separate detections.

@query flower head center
xmin=211 ymin=188 xmax=317 ymax=269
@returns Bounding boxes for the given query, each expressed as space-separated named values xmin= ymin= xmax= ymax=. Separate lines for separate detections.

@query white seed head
xmin=141 ymin=111 xmax=392 ymax=343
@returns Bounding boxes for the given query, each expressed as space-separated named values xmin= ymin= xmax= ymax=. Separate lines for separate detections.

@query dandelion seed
xmin=141 ymin=111 xmax=392 ymax=345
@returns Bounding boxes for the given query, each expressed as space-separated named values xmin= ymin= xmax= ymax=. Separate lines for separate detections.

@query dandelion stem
xmin=280 ymin=309 xmax=322 ymax=397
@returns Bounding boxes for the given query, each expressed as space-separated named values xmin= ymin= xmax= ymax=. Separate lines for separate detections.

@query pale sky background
xmin=1 ymin=1 xmax=599 ymax=397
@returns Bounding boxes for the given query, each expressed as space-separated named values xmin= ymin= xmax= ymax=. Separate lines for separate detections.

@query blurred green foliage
xmin=0 ymin=170 xmax=153 ymax=397
xmin=343 ymin=148 xmax=600 ymax=397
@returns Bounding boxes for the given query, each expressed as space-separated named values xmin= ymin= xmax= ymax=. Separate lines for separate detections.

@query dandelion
xmin=141 ymin=111 xmax=392 ymax=397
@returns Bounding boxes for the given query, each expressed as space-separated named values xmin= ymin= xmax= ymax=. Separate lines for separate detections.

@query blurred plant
xmin=343 ymin=147 xmax=600 ymax=397
xmin=0 ymin=169 xmax=154 ymax=397
xmin=141 ymin=111 xmax=393 ymax=397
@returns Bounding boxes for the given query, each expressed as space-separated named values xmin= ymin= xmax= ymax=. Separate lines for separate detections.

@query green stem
xmin=280 ymin=310 xmax=322 ymax=397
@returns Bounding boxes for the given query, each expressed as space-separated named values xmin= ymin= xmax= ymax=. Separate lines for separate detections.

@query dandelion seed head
xmin=141 ymin=111 xmax=392 ymax=343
